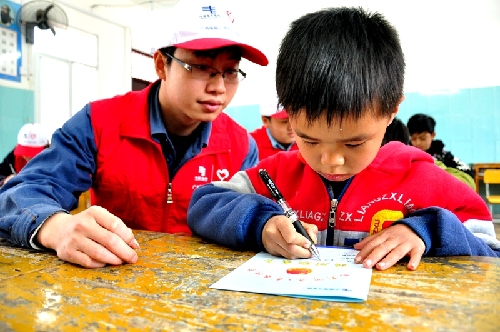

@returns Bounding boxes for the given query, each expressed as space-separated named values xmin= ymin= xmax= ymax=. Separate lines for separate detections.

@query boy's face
xmin=262 ymin=116 xmax=294 ymax=145
xmin=290 ymin=110 xmax=396 ymax=182
xmin=155 ymin=48 xmax=240 ymax=133
xmin=410 ymin=132 xmax=435 ymax=151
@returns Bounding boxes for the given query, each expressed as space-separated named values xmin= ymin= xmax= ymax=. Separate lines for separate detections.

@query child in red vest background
xmin=0 ymin=123 xmax=49 ymax=187
xmin=250 ymin=97 xmax=298 ymax=160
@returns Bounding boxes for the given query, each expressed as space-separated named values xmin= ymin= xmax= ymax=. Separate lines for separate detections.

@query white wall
xmin=64 ymin=0 xmax=500 ymax=106
xmin=55 ymin=1 xmax=131 ymax=98
xmin=1 ymin=0 xmax=131 ymax=98
xmin=6 ymin=0 xmax=500 ymax=106
xmin=227 ymin=0 xmax=500 ymax=105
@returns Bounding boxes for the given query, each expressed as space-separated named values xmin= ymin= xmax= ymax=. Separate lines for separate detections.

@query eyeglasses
xmin=162 ymin=52 xmax=246 ymax=84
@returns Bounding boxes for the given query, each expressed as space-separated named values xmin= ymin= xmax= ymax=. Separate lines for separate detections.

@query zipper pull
xmin=329 ymin=198 xmax=338 ymax=228
xmin=167 ymin=183 xmax=173 ymax=203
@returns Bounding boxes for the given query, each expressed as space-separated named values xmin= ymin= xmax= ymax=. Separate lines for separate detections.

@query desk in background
xmin=1 ymin=231 xmax=499 ymax=331
xmin=473 ymin=162 xmax=500 ymax=194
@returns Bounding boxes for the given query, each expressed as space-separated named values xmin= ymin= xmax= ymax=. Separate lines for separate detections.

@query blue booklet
xmin=210 ymin=247 xmax=373 ymax=302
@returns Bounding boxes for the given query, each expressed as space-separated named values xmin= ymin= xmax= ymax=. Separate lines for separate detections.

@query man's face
xmin=156 ymin=48 xmax=240 ymax=134
xmin=410 ymin=132 xmax=435 ymax=152
xmin=263 ymin=116 xmax=294 ymax=145
xmin=289 ymin=110 xmax=395 ymax=182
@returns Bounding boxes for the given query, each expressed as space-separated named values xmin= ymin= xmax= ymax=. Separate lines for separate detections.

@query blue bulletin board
xmin=0 ymin=0 xmax=22 ymax=82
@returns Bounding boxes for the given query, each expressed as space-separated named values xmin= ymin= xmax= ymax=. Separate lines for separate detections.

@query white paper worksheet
xmin=211 ymin=247 xmax=373 ymax=302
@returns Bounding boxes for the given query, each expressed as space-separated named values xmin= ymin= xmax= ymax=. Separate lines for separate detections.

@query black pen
xmin=258 ymin=169 xmax=321 ymax=261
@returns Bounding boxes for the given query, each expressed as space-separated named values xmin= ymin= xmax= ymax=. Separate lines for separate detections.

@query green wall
xmin=0 ymin=85 xmax=35 ymax=157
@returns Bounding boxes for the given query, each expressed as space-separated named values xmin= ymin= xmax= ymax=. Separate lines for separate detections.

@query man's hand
xmin=353 ymin=224 xmax=425 ymax=271
xmin=37 ymin=206 xmax=140 ymax=268
xmin=262 ymin=215 xmax=318 ymax=259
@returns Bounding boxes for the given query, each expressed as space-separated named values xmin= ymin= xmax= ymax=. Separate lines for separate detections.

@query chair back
xmin=484 ymin=169 xmax=500 ymax=184
xmin=71 ymin=190 xmax=91 ymax=215
xmin=483 ymin=169 xmax=500 ymax=215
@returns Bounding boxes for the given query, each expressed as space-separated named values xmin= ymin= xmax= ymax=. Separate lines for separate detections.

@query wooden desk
xmin=473 ymin=162 xmax=500 ymax=194
xmin=1 ymin=231 xmax=499 ymax=331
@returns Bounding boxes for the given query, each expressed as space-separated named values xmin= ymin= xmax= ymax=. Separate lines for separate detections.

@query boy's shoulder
xmin=250 ymin=150 xmax=303 ymax=175
xmin=249 ymin=126 xmax=266 ymax=136
xmin=370 ymin=142 xmax=435 ymax=174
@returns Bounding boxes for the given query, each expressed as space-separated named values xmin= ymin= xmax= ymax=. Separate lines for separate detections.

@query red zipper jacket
xmin=243 ymin=142 xmax=491 ymax=245
xmin=187 ymin=142 xmax=497 ymax=255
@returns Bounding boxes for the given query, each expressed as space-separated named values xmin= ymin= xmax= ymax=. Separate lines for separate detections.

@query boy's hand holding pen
xmin=262 ymin=215 xmax=320 ymax=260
xmin=259 ymin=169 xmax=321 ymax=261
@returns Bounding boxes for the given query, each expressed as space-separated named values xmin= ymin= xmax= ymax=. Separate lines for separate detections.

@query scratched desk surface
xmin=1 ymin=231 xmax=499 ymax=332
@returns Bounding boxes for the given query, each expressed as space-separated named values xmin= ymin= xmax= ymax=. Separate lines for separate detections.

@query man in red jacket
xmin=0 ymin=0 xmax=268 ymax=269
xmin=250 ymin=98 xmax=297 ymax=160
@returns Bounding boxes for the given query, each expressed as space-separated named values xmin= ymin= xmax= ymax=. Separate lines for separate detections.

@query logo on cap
xmin=202 ymin=6 xmax=216 ymax=15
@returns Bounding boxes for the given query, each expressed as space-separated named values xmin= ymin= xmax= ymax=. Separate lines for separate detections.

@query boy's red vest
xmin=250 ymin=126 xmax=298 ymax=160
xmin=90 ymin=84 xmax=248 ymax=233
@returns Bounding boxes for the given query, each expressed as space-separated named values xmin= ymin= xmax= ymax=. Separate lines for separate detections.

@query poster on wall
xmin=0 ymin=0 xmax=22 ymax=82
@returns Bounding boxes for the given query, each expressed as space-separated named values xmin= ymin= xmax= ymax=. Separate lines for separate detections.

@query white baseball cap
xmin=14 ymin=123 xmax=49 ymax=158
xmin=160 ymin=0 xmax=268 ymax=66
xmin=260 ymin=97 xmax=288 ymax=119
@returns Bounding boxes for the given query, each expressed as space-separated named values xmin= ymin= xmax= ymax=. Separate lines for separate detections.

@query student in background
xmin=250 ymin=98 xmax=297 ymax=160
xmin=0 ymin=123 xmax=49 ymax=187
xmin=383 ymin=117 xmax=476 ymax=190
xmin=407 ymin=113 xmax=473 ymax=177
xmin=381 ymin=117 xmax=411 ymax=146
xmin=188 ymin=7 xmax=499 ymax=272
xmin=0 ymin=0 xmax=268 ymax=269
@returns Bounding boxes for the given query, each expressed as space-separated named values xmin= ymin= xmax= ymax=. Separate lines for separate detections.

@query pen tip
xmin=311 ymin=246 xmax=321 ymax=261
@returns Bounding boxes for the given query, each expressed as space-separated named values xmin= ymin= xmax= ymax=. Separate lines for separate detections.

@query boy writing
xmin=187 ymin=7 xmax=500 ymax=271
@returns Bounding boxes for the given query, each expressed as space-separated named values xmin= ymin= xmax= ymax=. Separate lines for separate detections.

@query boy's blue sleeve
xmin=0 ymin=105 xmax=97 ymax=248
xmin=239 ymin=135 xmax=259 ymax=170
xmin=394 ymin=207 xmax=500 ymax=257
xmin=187 ymin=183 xmax=282 ymax=251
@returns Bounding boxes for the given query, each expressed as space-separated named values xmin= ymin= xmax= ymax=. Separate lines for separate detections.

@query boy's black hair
xmin=276 ymin=7 xmax=405 ymax=126
xmin=382 ymin=117 xmax=410 ymax=146
xmin=406 ymin=113 xmax=436 ymax=135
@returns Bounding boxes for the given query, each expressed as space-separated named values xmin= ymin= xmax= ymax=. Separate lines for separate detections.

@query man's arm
xmin=0 ymin=105 xmax=139 ymax=268
xmin=0 ymin=105 xmax=97 ymax=247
